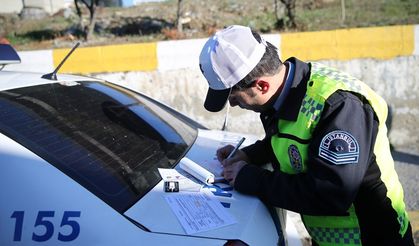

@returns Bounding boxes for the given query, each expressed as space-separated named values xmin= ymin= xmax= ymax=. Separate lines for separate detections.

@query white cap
xmin=199 ymin=25 xmax=267 ymax=112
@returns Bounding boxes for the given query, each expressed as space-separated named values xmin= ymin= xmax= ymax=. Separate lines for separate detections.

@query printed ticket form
xmin=165 ymin=192 xmax=237 ymax=234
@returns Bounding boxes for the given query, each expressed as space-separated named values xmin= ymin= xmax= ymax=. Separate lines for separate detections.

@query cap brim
xmin=204 ymin=87 xmax=231 ymax=112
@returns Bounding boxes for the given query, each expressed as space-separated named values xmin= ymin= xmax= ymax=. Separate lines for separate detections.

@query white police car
xmin=0 ymin=44 xmax=300 ymax=246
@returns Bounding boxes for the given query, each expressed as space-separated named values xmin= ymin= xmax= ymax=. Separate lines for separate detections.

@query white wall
xmin=0 ymin=0 xmax=66 ymax=14
xmin=95 ymin=56 xmax=419 ymax=150
xmin=0 ymin=0 xmax=23 ymax=13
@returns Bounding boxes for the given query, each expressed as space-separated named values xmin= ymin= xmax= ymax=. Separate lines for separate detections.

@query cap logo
xmin=319 ymin=130 xmax=359 ymax=165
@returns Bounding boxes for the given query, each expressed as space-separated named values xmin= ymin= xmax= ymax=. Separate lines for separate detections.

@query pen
xmin=226 ymin=137 xmax=246 ymax=159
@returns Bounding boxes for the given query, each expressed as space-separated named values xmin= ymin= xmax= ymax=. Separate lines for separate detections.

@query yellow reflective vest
xmin=270 ymin=62 xmax=409 ymax=245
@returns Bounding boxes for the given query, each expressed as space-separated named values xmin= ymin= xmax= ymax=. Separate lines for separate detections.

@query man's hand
xmin=216 ymin=145 xmax=250 ymax=186
xmin=216 ymin=145 xmax=249 ymax=165
xmin=223 ymin=160 xmax=247 ymax=186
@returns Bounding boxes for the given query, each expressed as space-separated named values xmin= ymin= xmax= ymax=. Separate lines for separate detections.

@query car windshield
xmin=0 ymin=80 xmax=199 ymax=212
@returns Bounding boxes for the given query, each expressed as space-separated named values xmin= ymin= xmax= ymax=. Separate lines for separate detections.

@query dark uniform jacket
xmin=236 ymin=57 xmax=413 ymax=245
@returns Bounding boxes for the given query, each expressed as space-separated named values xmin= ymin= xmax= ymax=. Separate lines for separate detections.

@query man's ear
xmin=255 ymin=80 xmax=270 ymax=94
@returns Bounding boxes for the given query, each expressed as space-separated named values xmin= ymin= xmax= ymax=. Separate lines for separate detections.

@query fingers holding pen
xmin=217 ymin=146 xmax=244 ymax=167
xmin=217 ymin=137 xmax=249 ymax=185
xmin=221 ymin=149 xmax=249 ymax=167
xmin=221 ymin=154 xmax=240 ymax=167
xmin=216 ymin=145 xmax=235 ymax=162
xmin=217 ymin=137 xmax=246 ymax=163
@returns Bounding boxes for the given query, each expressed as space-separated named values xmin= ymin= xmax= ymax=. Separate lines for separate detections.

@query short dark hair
xmin=235 ymin=31 xmax=283 ymax=88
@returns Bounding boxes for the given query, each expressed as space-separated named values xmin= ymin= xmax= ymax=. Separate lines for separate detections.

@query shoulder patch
xmin=319 ymin=130 xmax=359 ymax=165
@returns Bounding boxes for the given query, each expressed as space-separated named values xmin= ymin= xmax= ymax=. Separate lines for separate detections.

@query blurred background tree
xmin=74 ymin=0 xmax=100 ymax=40
xmin=1 ymin=0 xmax=418 ymax=50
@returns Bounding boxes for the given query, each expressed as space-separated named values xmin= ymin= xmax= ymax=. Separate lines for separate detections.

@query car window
xmin=0 ymin=80 xmax=198 ymax=212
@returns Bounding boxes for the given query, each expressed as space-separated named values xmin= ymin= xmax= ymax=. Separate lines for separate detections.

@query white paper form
xmin=164 ymin=192 xmax=237 ymax=234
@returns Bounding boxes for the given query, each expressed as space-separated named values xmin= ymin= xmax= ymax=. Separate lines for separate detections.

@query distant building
xmin=0 ymin=0 xmax=167 ymax=15
xmin=133 ymin=0 xmax=166 ymax=3
xmin=0 ymin=0 xmax=69 ymax=14
xmin=104 ymin=0 xmax=166 ymax=7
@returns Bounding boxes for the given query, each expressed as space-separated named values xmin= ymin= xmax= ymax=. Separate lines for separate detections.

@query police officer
xmin=198 ymin=25 xmax=414 ymax=245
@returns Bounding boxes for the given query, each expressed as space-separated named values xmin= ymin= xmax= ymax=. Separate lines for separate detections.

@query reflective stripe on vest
xmin=271 ymin=63 xmax=409 ymax=245
xmin=304 ymin=205 xmax=361 ymax=246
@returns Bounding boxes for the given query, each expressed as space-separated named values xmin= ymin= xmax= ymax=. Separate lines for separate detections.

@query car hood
xmin=124 ymin=129 xmax=278 ymax=245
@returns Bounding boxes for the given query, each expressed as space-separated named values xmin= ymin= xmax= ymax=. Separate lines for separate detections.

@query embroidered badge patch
xmin=319 ymin=130 xmax=359 ymax=165
xmin=288 ymin=145 xmax=302 ymax=172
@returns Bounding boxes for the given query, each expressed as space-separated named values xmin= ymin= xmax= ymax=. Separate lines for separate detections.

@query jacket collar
xmin=261 ymin=57 xmax=311 ymax=125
